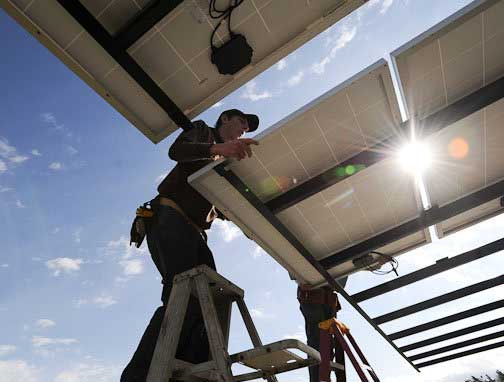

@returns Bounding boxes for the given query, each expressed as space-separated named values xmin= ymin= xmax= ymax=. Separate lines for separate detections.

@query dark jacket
xmin=157 ymin=120 xmax=223 ymax=230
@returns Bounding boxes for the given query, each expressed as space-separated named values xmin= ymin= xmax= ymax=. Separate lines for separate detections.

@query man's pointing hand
xmin=210 ymin=139 xmax=259 ymax=160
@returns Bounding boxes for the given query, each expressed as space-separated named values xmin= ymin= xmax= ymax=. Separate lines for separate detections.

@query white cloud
xmin=210 ymin=101 xmax=224 ymax=108
xmin=54 ymin=361 xmax=121 ymax=382
xmin=276 ymin=59 xmax=287 ymax=71
xmin=311 ymin=25 xmax=357 ymax=75
xmin=73 ymin=228 xmax=83 ymax=243
xmin=287 ymin=71 xmax=304 ymax=87
xmin=35 ymin=319 xmax=56 ymax=329
xmin=77 ymin=295 xmax=118 ymax=309
xmin=0 ymin=137 xmax=30 ymax=171
xmin=48 ymin=162 xmax=62 ymax=171
xmin=119 ymin=259 xmax=144 ymax=276
xmin=252 ymin=245 xmax=265 ymax=259
xmin=0 ymin=360 xmax=39 ymax=382
xmin=105 ymin=235 xmax=147 ymax=260
xmin=15 ymin=200 xmax=26 ymax=209
xmin=41 ymin=112 xmax=64 ymax=131
xmin=46 ymin=257 xmax=83 ymax=276
xmin=66 ymin=145 xmax=78 ymax=155
xmin=52 ymin=227 xmax=60 ymax=234
xmin=1 ymin=264 xmax=8 ymax=268
xmin=368 ymin=0 xmax=395 ymax=14
xmin=32 ymin=336 xmax=78 ymax=347
xmin=0 ymin=185 xmax=12 ymax=192
xmin=250 ymin=307 xmax=276 ymax=320
xmin=212 ymin=220 xmax=241 ymax=242
xmin=9 ymin=155 xmax=29 ymax=163
xmin=241 ymin=80 xmax=273 ymax=102
xmin=0 ymin=345 xmax=16 ymax=356
xmin=31 ymin=149 xmax=42 ymax=156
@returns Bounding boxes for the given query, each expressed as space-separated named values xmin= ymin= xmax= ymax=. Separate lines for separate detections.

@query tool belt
xmin=129 ymin=197 xmax=203 ymax=248
xmin=297 ymin=285 xmax=340 ymax=310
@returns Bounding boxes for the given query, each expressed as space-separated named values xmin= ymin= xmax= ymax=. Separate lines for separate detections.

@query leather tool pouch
xmin=130 ymin=202 xmax=154 ymax=248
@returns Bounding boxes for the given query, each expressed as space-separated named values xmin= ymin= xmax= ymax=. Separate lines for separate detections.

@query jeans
xmin=121 ymin=204 xmax=216 ymax=382
xmin=300 ymin=303 xmax=337 ymax=382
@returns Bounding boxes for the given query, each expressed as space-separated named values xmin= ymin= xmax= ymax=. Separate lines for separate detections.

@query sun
xmin=398 ymin=141 xmax=432 ymax=175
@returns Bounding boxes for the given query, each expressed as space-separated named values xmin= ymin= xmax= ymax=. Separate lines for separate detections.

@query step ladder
xmin=319 ymin=319 xmax=381 ymax=382
xmin=146 ymin=265 xmax=321 ymax=382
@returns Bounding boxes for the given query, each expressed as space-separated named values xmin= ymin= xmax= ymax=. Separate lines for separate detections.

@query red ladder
xmin=319 ymin=319 xmax=381 ymax=382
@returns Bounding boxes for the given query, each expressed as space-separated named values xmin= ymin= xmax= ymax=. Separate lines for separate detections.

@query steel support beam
xmin=352 ymin=238 xmax=504 ymax=302
xmin=390 ymin=300 xmax=504 ymax=341
xmin=400 ymin=316 xmax=504 ymax=352
xmin=409 ymin=331 xmax=504 ymax=361
xmin=214 ymin=164 xmax=419 ymax=371
xmin=114 ymin=1 xmax=185 ymax=49
xmin=373 ymin=274 xmax=504 ymax=324
xmin=266 ymin=75 xmax=504 ymax=214
xmin=415 ymin=340 xmax=504 ymax=368
xmin=321 ymin=179 xmax=504 ymax=269
xmin=56 ymin=0 xmax=193 ymax=131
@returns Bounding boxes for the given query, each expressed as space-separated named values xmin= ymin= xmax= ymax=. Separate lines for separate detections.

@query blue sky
xmin=1 ymin=0 xmax=503 ymax=381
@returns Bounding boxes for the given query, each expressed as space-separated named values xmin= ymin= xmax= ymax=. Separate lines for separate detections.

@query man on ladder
xmin=122 ymin=109 xmax=259 ymax=382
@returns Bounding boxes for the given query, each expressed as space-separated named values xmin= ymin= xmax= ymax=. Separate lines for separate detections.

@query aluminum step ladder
xmin=146 ymin=265 xmax=320 ymax=382
xmin=319 ymin=319 xmax=381 ymax=382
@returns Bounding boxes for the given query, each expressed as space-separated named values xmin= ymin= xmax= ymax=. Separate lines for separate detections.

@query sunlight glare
xmin=398 ymin=141 xmax=431 ymax=175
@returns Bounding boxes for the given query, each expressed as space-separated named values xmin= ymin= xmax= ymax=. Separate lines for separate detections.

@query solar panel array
xmin=2 ymin=0 xmax=365 ymax=142
xmin=191 ymin=0 xmax=504 ymax=282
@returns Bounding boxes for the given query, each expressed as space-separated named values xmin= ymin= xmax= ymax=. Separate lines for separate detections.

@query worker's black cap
xmin=220 ymin=109 xmax=259 ymax=132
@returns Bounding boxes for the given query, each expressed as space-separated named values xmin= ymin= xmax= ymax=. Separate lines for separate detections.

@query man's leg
xmin=300 ymin=303 xmax=335 ymax=382
xmin=121 ymin=206 xmax=213 ymax=381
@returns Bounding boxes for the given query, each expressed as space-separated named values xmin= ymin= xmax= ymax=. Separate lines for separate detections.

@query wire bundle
xmin=209 ymin=0 xmax=245 ymax=49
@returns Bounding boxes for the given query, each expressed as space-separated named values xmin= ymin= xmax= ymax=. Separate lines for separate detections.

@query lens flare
xmin=398 ymin=142 xmax=431 ymax=174
xmin=448 ymin=137 xmax=469 ymax=159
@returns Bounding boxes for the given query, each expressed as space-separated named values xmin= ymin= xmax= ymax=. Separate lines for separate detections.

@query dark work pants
xmin=121 ymin=205 xmax=216 ymax=382
xmin=300 ymin=303 xmax=337 ymax=382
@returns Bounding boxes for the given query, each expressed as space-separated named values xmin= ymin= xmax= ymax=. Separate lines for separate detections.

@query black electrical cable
xmin=368 ymin=251 xmax=399 ymax=276
xmin=209 ymin=0 xmax=245 ymax=49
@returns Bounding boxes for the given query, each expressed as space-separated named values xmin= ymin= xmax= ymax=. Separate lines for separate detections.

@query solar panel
xmin=392 ymin=0 xmax=504 ymax=120
xmin=2 ymin=0 xmax=366 ymax=142
xmin=190 ymin=60 xmax=429 ymax=284
xmin=392 ymin=0 xmax=504 ymax=237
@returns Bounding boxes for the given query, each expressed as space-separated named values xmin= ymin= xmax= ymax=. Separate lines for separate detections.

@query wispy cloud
xmin=0 ymin=186 xmax=12 ymax=192
xmin=54 ymin=360 xmax=121 ymax=382
xmin=241 ymin=80 xmax=273 ymax=102
xmin=252 ymin=245 xmax=265 ymax=259
xmin=41 ymin=112 xmax=64 ymax=132
xmin=35 ymin=319 xmax=56 ymax=329
xmin=76 ymin=294 xmax=117 ymax=309
xmin=48 ymin=162 xmax=63 ymax=171
xmin=73 ymin=227 xmax=83 ymax=243
xmin=119 ymin=259 xmax=144 ymax=276
xmin=250 ymin=307 xmax=276 ymax=320
xmin=15 ymin=200 xmax=26 ymax=209
xmin=32 ymin=336 xmax=78 ymax=347
xmin=211 ymin=101 xmax=224 ymax=108
xmin=0 ymin=137 xmax=30 ymax=171
xmin=52 ymin=227 xmax=60 ymax=234
xmin=212 ymin=220 xmax=241 ymax=242
xmin=9 ymin=155 xmax=29 ymax=164
xmin=287 ymin=71 xmax=304 ymax=87
xmin=368 ymin=0 xmax=395 ymax=14
xmin=65 ymin=145 xmax=78 ymax=156
xmin=276 ymin=59 xmax=287 ymax=71
xmin=31 ymin=149 xmax=42 ymax=156
xmin=311 ymin=25 xmax=357 ymax=75
xmin=1 ymin=264 xmax=8 ymax=268
xmin=45 ymin=257 xmax=83 ymax=276
xmin=0 ymin=359 xmax=39 ymax=382
xmin=0 ymin=345 xmax=16 ymax=357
